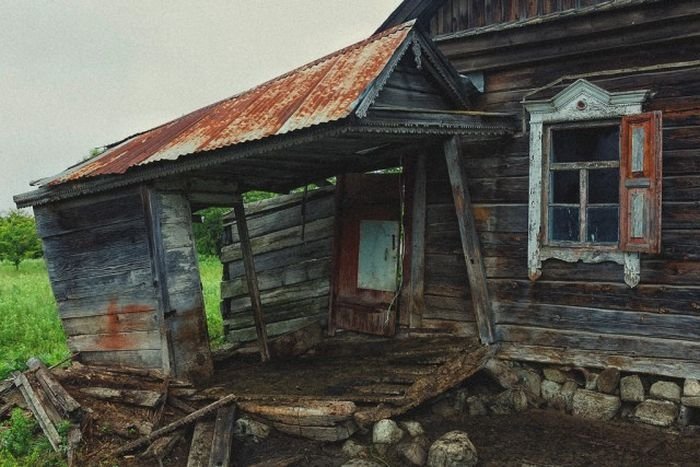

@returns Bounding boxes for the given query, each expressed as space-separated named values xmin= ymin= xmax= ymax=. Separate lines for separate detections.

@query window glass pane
xmin=587 ymin=207 xmax=619 ymax=243
xmin=589 ymin=169 xmax=619 ymax=204
xmin=550 ymin=207 xmax=580 ymax=242
xmin=551 ymin=170 xmax=579 ymax=204
xmin=552 ymin=127 xmax=620 ymax=162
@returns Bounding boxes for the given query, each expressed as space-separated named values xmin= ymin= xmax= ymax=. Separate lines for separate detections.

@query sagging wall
xmin=424 ymin=2 xmax=700 ymax=378
xmin=34 ymin=187 xmax=164 ymax=369
xmin=220 ymin=187 xmax=335 ymax=344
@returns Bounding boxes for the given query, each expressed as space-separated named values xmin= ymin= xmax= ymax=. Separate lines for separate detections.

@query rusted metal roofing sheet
xmin=49 ymin=21 xmax=415 ymax=186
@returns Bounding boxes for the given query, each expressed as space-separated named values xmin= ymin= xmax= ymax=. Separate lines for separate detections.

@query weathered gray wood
xmin=26 ymin=358 xmax=82 ymax=419
xmin=79 ymin=349 xmax=163 ymax=369
xmin=238 ymin=400 xmax=355 ymax=427
xmin=62 ymin=310 xmax=159 ymax=336
xmin=226 ymin=238 xmax=332 ymax=277
xmin=408 ymin=153 xmax=427 ymax=328
xmin=80 ymin=387 xmax=164 ymax=408
xmin=13 ymin=372 xmax=62 ymax=451
xmin=67 ymin=330 xmax=161 ymax=352
xmin=233 ymin=200 xmax=270 ymax=362
xmin=443 ymin=136 xmax=495 ymax=344
xmin=221 ymin=259 xmax=330 ymax=300
xmin=227 ymin=278 xmax=329 ymax=311
xmin=227 ymin=316 xmax=326 ymax=343
xmin=271 ymin=419 xmax=357 ymax=442
xmin=208 ymin=406 xmax=236 ymax=467
xmin=187 ymin=419 xmax=216 ymax=467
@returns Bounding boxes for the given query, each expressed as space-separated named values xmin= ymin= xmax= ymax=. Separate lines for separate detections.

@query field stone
xmin=678 ymin=405 xmax=692 ymax=427
xmin=373 ymin=419 xmax=404 ymax=445
xmin=489 ymin=388 xmax=528 ymax=415
xmin=684 ymin=379 xmax=700 ymax=397
xmin=400 ymin=421 xmax=426 ymax=438
xmin=558 ymin=381 xmax=578 ymax=412
xmin=597 ymin=368 xmax=620 ymax=394
xmin=541 ymin=380 xmax=562 ymax=403
xmin=427 ymin=431 xmax=478 ymax=467
xmin=467 ymin=396 xmax=488 ymax=416
xmin=342 ymin=439 xmax=368 ymax=459
xmin=620 ymin=375 xmax=645 ymax=402
xmin=585 ymin=372 xmax=599 ymax=391
xmin=650 ymin=381 xmax=682 ymax=402
xmin=681 ymin=396 xmax=700 ymax=408
xmin=572 ymin=389 xmax=621 ymax=420
xmin=397 ymin=437 xmax=428 ymax=466
xmin=234 ymin=416 xmax=271 ymax=441
xmin=516 ymin=368 xmax=542 ymax=398
xmin=543 ymin=368 xmax=568 ymax=384
xmin=634 ymin=400 xmax=679 ymax=427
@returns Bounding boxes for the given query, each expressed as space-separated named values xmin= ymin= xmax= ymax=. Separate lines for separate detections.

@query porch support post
xmin=408 ymin=153 xmax=427 ymax=328
xmin=443 ymin=136 xmax=495 ymax=344
xmin=233 ymin=198 xmax=271 ymax=362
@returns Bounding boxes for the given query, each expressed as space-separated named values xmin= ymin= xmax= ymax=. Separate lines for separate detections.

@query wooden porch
xmin=203 ymin=334 xmax=492 ymax=441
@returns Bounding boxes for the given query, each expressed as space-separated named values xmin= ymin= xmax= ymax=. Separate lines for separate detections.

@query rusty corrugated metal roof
xmin=49 ymin=21 xmax=416 ymax=186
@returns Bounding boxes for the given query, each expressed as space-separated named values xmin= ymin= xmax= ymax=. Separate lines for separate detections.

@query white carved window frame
xmin=524 ymin=79 xmax=651 ymax=288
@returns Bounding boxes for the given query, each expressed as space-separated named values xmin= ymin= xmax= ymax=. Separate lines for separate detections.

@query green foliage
xmin=0 ymin=409 xmax=65 ymax=467
xmin=0 ymin=260 xmax=68 ymax=380
xmin=193 ymin=208 xmax=228 ymax=257
xmin=199 ymin=255 xmax=224 ymax=348
xmin=0 ymin=211 xmax=42 ymax=270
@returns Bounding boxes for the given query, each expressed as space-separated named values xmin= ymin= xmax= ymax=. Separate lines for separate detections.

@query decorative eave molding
xmin=525 ymin=79 xmax=650 ymax=288
xmin=525 ymin=79 xmax=649 ymax=123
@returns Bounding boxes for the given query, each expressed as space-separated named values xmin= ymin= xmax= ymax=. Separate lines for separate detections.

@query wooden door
xmin=331 ymin=174 xmax=402 ymax=336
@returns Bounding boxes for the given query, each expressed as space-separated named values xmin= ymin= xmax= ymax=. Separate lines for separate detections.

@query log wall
xmin=34 ymin=188 xmax=164 ymax=369
xmin=220 ymin=188 xmax=336 ymax=344
xmin=425 ymin=0 xmax=700 ymax=378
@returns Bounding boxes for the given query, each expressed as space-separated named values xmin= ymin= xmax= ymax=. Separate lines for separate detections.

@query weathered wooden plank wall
xmin=220 ymin=187 xmax=336 ymax=344
xmin=430 ymin=0 xmax=613 ymax=36
xmin=426 ymin=0 xmax=700 ymax=378
xmin=34 ymin=188 xmax=163 ymax=369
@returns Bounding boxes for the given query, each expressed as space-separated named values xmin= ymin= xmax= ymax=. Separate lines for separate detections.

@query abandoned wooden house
xmin=14 ymin=0 xmax=700 ymax=434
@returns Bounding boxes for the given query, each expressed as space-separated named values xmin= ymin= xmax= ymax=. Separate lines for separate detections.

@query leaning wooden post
xmin=443 ymin=136 xmax=495 ymax=344
xmin=408 ymin=153 xmax=427 ymax=329
xmin=233 ymin=198 xmax=271 ymax=362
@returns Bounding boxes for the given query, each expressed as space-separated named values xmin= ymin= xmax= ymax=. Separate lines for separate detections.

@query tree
xmin=0 ymin=211 xmax=42 ymax=269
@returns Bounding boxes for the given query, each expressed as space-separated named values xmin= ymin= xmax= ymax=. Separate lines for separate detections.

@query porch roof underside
xmin=15 ymin=108 xmax=513 ymax=209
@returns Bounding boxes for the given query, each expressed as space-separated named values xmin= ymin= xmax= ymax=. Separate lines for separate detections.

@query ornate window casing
xmin=524 ymin=79 xmax=662 ymax=288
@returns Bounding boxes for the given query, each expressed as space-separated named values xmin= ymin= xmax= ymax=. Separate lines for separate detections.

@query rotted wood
xmin=140 ymin=431 xmax=183 ymax=467
xmin=233 ymin=199 xmax=271 ymax=362
xmin=209 ymin=405 xmax=237 ymax=467
xmin=168 ymin=395 xmax=197 ymax=414
xmin=27 ymin=358 xmax=81 ymax=419
xmin=12 ymin=372 xmax=62 ymax=451
xmin=187 ymin=419 xmax=215 ymax=467
xmin=443 ymin=136 xmax=495 ymax=344
xmin=237 ymin=400 xmax=356 ymax=427
xmin=80 ymin=387 xmax=163 ymax=408
xmin=408 ymin=153 xmax=427 ymax=328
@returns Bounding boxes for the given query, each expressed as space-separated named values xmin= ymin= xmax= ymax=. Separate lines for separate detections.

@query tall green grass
xmin=0 ymin=257 xmax=225 ymax=381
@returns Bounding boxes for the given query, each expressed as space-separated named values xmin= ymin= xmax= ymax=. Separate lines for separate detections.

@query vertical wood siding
xmin=220 ymin=188 xmax=336 ymax=344
xmin=34 ymin=188 xmax=163 ymax=369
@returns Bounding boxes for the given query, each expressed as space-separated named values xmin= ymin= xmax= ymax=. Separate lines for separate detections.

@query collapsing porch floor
xmin=207 ymin=335 xmax=492 ymax=437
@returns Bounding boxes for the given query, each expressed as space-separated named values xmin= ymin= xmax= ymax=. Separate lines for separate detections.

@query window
xmin=524 ymin=80 xmax=662 ymax=288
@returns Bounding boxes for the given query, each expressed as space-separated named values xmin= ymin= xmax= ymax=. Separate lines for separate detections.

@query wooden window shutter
xmin=620 ymin=111 xmax=663 ymax=253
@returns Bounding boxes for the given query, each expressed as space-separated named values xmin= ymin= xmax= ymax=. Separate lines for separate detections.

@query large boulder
xmin=572 ymin=389 xmax=621 ymax=420
xmin=372 ymin=419 xmax=405 ymax=445
xmin=427 ymin=431 xmax=478 ymax=467
xmin=634 ymin=400 xmax=679 ymax=427
xmin=649 ymin=381 xmax=681 ymax=402
xmin=620 ymin=375 xmax=645 ymax=402
xmin=488 ymin=388 xmax=528 ymax=415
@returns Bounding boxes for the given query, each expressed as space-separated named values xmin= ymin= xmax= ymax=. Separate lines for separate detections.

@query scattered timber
xmin=80 ymin=387 xmax=163 ymax=408
xmin=27 ymin=357 xmax=82 ymax=419
xmin=12 ymin=372 xmax=62 ymax=451
xmin=140 ymin=432 xmax=183 ymax=467
xmin=187 ymin=419 xmax=216 ymax=467
xmin=247 ymin=456 xmax=304 ymax=467
xmin=209 ymin=406 xmax=237 ymax=467
xmin=237 ymin=400 xmax=356 ymax=427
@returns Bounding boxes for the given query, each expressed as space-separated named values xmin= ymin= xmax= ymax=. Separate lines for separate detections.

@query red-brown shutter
xmin=619 ymin=111 xmax=663 ymax=253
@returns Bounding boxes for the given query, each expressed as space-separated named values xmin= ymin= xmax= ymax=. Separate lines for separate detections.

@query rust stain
xmin=98 ymin=298 xmax=155 ymax=350
xmin=48 ymin=21 xmax=416 ymax=186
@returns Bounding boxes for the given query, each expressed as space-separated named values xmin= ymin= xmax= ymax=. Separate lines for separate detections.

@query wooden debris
xmin=0 ymin=402 xmax=15 ymax=419
xmin=80 ymin=387 xmax=163 ymax=408
xmin=27 ymin=357 xmax=82 ymax=419
xmin=210 ymin=406 xmax=237 ymax=467
xmin=168 ymin=395 xmax=197 ymax=414
xmin=140 ymin=432 xmax=183 ymax=467
xmin=66 ymin=426 xmax=82 ymax=467
xmin=269 ymin=323 xmax=323 ymax=359
xmin=247 ymin=455 xmax=304 ymax=467
xmin=238 ymin=400 xmax=355 ymax=427
xmin=111 ymin=394 xmax=238 ymax=457
xmin=271 ymin=419 xmax=357 ymax=442
xmin=12 ymin=372 xmax=62 ymax=451
xmin=187 ymin=419 xmax=216 ymax=467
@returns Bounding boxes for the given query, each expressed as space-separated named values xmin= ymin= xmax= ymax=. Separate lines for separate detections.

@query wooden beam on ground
xmin=187 ymin=419 xmax=216 ymax=467
xmin=408 ymin=153 xmax=427 ymax=328
xmin=27 ymin=358 xmax=82 ymax=420
xmin=12 ymin=372 xmax=62 ymax=451
xmin=80 ymin=387 xmax=163 ymax=408
xmin=233 ymin=200 xmax=271 ymax=362
xmin=209 ymin=406 xmax=237 ymax=467
xmin=443 ymin=136 xmax=495 ymax=344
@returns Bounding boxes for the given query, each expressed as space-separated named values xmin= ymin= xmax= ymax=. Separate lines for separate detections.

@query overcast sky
xmin=0 ymin=0 xmax=402 ymax=212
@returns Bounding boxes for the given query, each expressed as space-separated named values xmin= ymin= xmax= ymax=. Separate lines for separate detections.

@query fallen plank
xmin=66 ymin=425 xmax=82 ymax=467
xmin=247 ymin=455 xmax=304 ymax=467
xmin=27 ymin=358 xmax=82 ymax=419
xmin=237 ymin=400 xmax=356 ymax=427
xmin=209 ymin=406 xmax=237 ymax=467
xmin=80 ymin=387 xmax=163 ymax=408
xmin=168 ymin=395 xmax=197 ymax=414
xmin=140 ymin=432 xmax=183 ymax=467
xmin=271 ymin=419 xmax=357 ymax=442
xmin=187 ymin=419 xmax=216 ymax=467
xmin=354 ymin=345 xmax=495 ymax=427
xmin=12 ymin=372 xmax=62 ymax=451
xmin=111 ymin=394 xmax=238 ymax=457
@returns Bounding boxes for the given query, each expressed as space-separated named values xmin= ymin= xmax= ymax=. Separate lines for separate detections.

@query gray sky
xmin=0 ymin=0 xmax=402 ymax=212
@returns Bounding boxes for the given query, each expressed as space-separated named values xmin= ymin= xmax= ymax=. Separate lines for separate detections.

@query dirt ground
xmin=232 ymin=408 xmax=700 ymax=467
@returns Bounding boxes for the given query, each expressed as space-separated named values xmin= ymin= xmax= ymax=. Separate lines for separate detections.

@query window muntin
xmin=546 ymin=124 xmax=620 ymax=246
